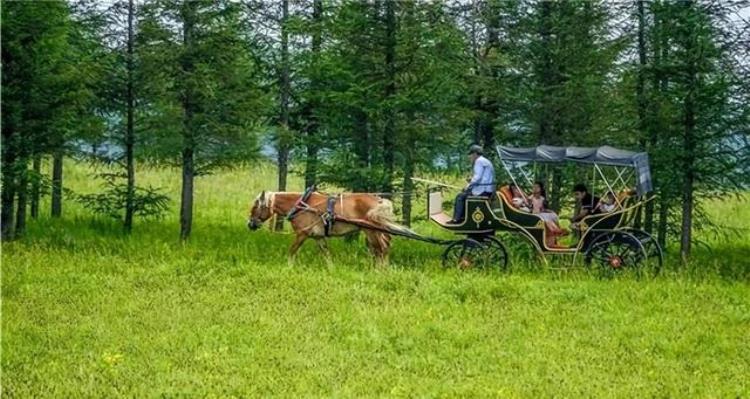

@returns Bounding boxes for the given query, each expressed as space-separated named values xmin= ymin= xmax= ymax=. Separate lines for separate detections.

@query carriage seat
xmin=495 ymin=185 xmax=544 ymax=228
xmin=490 ymin=185 xmax=513 ymax=214
xmin=498 ymin=185 xmax=513 ymax=205
xmin=496 ymin=185 xmax=533 ymax=213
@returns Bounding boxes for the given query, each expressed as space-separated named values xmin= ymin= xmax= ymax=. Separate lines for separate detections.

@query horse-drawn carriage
xmin=248 ymin=144 xmax=663 ymax=274
xmin=422 ymin=145 xmax=662 ymax=273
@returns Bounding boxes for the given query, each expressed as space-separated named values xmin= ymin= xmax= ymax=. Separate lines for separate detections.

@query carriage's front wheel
xmin=442 ymin=237 xmax=508 ymax=271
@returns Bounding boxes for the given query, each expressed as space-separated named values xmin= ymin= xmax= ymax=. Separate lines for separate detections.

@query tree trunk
xmin=303 ymin=124 xmax=317 ymax=188
xmin=480 ymin=1 xmax=499 ymax=152
xmin=1 ymin=188 xmax=14 ymax=241
xmin=124 ymin=0 xmax=136 ymax=233
xmin=179 ymin=1 xmax=196 ymax=240
xmin=51 ymin=150 xmax=63 ymax=218
xmin=304 ymin=0 xmax=322 ymax=189
xmin=473 ymin=99 xmax=483 ymax=145
xmin=470 ymin=5 xmax=482 ymax=146
xmin=180 ymin=147 xmax=194 ymax=240
xmin=537 ymin=0 xmax=564 ymax=215
xmin=15 ymin=164 xmax=28 ymax=236
xmin=275 ymin=0 xmax=291 ymax=231
xmin=30 ymin=155 xmax=41 ymax=219
xmin=353 ymin=110 xmax=370 ymax=192
xmin=634 ymin=0 xmax=648 ymax=230
xmin=680 ymin=167 xmax=693 ymax=262
xmin=644 ymin=7 xmax=658 ymax=234
xmin=538 ymin=0 xmax=553 ymax=145
xmin=2 ymin=113 xmax=17 ymax=239
xmin=482 ymin=120 xmax=494 ymax=153
xmin=1 ymin=152 xmax=16 ymax=240
xmin=401 ymin=141 xmax=414 ymax=226
xmin=679 ymin=92 xmax=695 ymax=262
xmin=679 ymin=13 xmax=697 ymax=262
xmin=275 ymin=147 xmax=288 ymax=231
xmin=382 ymin=0 xmax=396 ymax=195
xmin=653 ymin=6 xmax=669 ymax=243
xmin=643 ymin=192 xmax=655 ymax=234
xmin=657 ymin=196 xmax=668 ymax=249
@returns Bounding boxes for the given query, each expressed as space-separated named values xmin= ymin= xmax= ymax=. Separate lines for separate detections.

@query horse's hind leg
xmin=364 ymin=231 xmax=390 ymax=266
xmin=315 ymin=238 xmax=333 ymax=265
xmin=378 ymin=233 xmax=391 ymax=264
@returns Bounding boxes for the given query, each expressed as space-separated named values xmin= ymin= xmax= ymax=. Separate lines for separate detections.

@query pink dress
xmin=531 ymin=196 xmax=559 ymax=224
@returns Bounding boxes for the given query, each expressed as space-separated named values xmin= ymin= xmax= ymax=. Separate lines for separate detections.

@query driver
xmin=448 ymin=145 xmax=495 ymax=224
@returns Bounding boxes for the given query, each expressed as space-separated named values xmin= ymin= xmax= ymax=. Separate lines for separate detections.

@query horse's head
xmin=247 ymin=191 xmax=274 ymax=230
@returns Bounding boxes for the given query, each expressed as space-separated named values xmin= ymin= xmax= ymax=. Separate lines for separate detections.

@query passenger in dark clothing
xmin=571 ymin=183 xmax=600 ymax=223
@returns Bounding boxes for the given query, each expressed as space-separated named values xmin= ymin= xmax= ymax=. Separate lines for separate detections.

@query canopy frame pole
xmin=518 ymin=162 xmax=534 ymax=187
xmin=612 ymin=167 xmax=633 ymax=193
xmin=594 ymin=163 xmax=623 ymax=208
xmin=592 ymin=164 xmax=597 ymax=208
xmin=498 ymin=156 xmax=529 ymax=199
xmin=501 ymin=159 xmax=522 ymax=189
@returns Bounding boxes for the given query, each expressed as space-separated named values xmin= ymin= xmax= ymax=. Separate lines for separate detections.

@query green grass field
xmin=2 ymin=160 xmax=749 ymax=397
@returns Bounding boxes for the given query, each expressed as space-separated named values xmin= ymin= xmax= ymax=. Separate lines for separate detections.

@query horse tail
xmin=366 ymin=198 xmax=396 ymax=228
xmin=365 ymin=199 xmax=395 ymax=258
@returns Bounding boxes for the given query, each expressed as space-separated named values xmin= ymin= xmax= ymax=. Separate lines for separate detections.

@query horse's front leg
xmin=315 ymin=238 xmax=333 ymax=266
xmin=288 ymin=233 xmax=308 ymax=264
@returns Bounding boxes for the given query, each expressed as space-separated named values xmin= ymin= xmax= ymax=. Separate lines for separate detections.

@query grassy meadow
xmin=2 ymin=160 xmax=749 ymax=397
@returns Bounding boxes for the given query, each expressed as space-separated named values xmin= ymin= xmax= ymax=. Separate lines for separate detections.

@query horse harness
xmin=286 ymin=186 xmax=340 ymax=236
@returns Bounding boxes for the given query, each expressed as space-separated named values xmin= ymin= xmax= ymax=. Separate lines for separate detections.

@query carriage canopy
xmin=496 ymin=145 xmax=652 ymax=195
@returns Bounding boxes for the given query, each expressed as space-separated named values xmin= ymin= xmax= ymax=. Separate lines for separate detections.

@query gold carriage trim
xmin=471 ymin=207 xmax=485 ymax=227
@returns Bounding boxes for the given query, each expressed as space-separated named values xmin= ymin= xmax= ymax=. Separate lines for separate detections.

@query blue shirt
xmin=468 ymin=155 xmax=495 ymax=196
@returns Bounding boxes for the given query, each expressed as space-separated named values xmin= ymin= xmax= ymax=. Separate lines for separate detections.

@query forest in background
xmin=2 ymin=0 xmax=749 ymax=261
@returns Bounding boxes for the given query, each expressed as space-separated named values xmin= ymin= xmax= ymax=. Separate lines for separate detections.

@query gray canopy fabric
xmin=496 ymin=145 xmax=653 ymax=194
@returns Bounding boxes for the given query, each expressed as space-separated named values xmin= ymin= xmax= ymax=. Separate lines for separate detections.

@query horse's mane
xmin=255 ymin=191 xmax=276 ymax=209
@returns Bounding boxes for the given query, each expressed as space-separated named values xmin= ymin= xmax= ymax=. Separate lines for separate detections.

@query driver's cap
xmin=468 ymin=144 xmax=483 ymax=155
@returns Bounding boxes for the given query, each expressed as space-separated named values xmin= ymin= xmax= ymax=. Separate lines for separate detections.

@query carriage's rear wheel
xmin=620 ymin=228 xmax=663 ymax=273
xmin=442 ymin=237 xmax=508 ymax=271
xmin=585 ymin=231 xmax=651 ymax=277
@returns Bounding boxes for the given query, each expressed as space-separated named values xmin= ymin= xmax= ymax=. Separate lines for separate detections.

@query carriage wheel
xmin=442 ymin=237 xmax=508 ymax=271
xmin=620 ymin=228 xmax=663 ymax=272
xmin=584 ymin=231 xmax=650 ymax=277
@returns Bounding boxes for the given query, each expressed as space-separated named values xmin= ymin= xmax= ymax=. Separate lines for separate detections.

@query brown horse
xmin=247 ymin=191 xmax=396 ymax=263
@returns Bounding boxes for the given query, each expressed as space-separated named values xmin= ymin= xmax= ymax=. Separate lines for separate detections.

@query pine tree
xmin=1 ymin=0 xmax=97 ymax=238
xmin=137 ymin=0 xmax=265 ymax=240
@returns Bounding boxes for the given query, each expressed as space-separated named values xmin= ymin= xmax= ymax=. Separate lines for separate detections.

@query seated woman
xmin=509 ymin=184 xmax=531 ymax=212
xmin=529 ymin=182 xmax=567 ymax=247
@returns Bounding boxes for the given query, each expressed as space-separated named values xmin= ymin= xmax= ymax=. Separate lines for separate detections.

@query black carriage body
xmin=417 ymin=144 xmax=662 ymax=270
xmin=426 ymin=188 xmax=549 ymax=251
xmin=427 ymin=187 xmax=662 ymax=265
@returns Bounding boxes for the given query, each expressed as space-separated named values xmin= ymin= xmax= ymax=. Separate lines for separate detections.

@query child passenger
xmin=510 ymin=184 xmax=531 ymax=213
xmin=597 ymin=191 xmax=617 ymax=213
